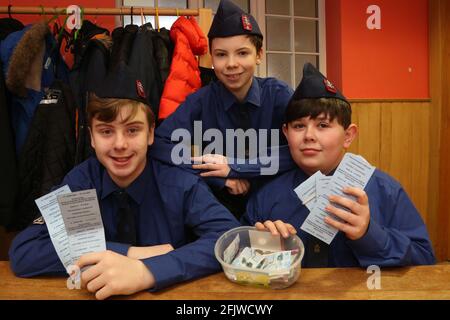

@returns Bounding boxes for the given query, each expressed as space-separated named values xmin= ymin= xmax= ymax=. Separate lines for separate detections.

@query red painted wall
xmin=1 ymin=0 xmax=116 ymax=32
xmin=326 ymin=0 xmax=429 ymax=99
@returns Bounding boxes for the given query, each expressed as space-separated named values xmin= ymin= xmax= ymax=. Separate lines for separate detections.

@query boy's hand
xmin=192 ymin=154 xmax=231 ymax=177
xmin=77 ymin=250 xmax=155 ymax=300
xmin=127 ymin=244 xmax=174 ymax=260
xmin=324 ymin=187 xmax=370 ymax=241
xmin=255 ymin=220 xmax=297 ymax=239
xmin=225 ymin=178 xmax=250 ymax=195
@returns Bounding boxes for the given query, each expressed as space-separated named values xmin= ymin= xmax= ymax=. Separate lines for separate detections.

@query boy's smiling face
xmin=90 ymin=105 xmax=154 ymax=188
xmin=282 ymin=113 xmax=357 ymax=176
xmin=211 ymin=35 xmax=262 ymax=102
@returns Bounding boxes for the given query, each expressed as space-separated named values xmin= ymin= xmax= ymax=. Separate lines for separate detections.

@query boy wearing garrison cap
xmin=9 ymin=35 xmax=239 ymax=299
xmin=243 ymin=63 xmax=435 ymax=267
xmin=151 ymin=0 xmax=294 ymax=219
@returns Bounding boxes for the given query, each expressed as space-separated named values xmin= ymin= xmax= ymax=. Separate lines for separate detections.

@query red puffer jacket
xmin=158 ymin=16 xmax=207 ymax=120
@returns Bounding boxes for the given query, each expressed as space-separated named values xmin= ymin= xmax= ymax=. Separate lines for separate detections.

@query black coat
xmin=147 ymin=25 xmax=173 ymax=86
xmin=10 ymin=81 xmax=77 ymax=230
xmin=70 ymin=38 xmax=111 ymax=164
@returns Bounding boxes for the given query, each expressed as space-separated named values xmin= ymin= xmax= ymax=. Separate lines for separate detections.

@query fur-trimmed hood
xmin=1 ymin=21 xmax=51 ymax=97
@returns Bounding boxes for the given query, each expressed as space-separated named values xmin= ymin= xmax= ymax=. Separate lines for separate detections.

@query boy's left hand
xmin=324 ymin=187 xmax=370 ymax=241
xmin=191 ymin=154 xmax=231 ymax=177
xmin=77 ymin=250 xmax=155 ymax=300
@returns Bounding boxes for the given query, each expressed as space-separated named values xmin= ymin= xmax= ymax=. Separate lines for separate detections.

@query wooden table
xmin=1 ymin=262 xmax=450 ymax=300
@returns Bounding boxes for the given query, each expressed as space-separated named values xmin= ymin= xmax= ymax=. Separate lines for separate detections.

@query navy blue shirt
xmin=242 ymin=167 xmax=436 ymax=267
xmin=9 ymin=155 xmax=240 ymax=291
xmin=150 ymin=77 xmax=294 ymax=188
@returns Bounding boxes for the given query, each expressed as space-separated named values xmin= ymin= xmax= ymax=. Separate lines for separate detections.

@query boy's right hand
xmin=77 ymin=250 xmax=155 ymax=300
xmin=127 ymin=244 xmax=174 ymax=260
xmin=255 ymin=220 xmax=297 ymax=239
xmin=192 ymin=154 xmax=231 ymax=177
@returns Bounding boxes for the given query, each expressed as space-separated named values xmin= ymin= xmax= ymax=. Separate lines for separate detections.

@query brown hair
xmin=87 ymin=93 xmax=155 ymax=128
xmin=209 ymin=34 xmax=263 ymax=53
xmin=285 ymin=98 xmax=352 ymax=129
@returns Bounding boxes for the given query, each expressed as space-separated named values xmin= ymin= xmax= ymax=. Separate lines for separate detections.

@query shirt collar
xmin=100 ymin=161 xmax=151 ymax=205
xmin=220 ymin=78 xmax=261 ymax=111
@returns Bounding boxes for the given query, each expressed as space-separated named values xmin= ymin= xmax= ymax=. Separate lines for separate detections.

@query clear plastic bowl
xmin=214 ymin=226 xmax=304 ymax=289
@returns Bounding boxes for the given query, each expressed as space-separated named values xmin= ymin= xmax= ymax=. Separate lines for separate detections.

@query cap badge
xmin=136 ymin=80 xmax=146 ymax=99
xmin=324 ymin=78 xmax=337 ymax=93
xmin=242 ymin=14 xmax=252 ymax=31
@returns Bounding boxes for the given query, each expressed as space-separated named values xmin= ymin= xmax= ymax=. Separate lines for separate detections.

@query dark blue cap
xmin=207 ymin=0 xmax=262 ymax=40
xmin=92 ymin=25 xmax=158 ymax=115
xmin=292 ymin=63 xmax=348 ymax=104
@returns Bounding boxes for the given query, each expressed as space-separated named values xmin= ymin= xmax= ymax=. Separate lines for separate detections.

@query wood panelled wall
xmin=429 ymin=0 xmax=450 ymax=262
xmin=349 ymin=98 xmax=450 ymax=262
xmin=348 ymin=100 xmax=430 ymax=224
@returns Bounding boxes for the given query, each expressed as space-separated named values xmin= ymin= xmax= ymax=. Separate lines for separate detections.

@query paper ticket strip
xmin=35 ymin=187 xmax=106 ymax=289
xmin=295 ymin=153 xmax=375 ymax=244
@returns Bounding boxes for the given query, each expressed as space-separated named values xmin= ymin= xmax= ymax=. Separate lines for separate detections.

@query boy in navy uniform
xmin=244 ymin=63 xmax=435 ymax=267
xmin=9 ymin=62 xmax=240 ymax=299
xmin=150 ymin=0 xmax=294 ymax=218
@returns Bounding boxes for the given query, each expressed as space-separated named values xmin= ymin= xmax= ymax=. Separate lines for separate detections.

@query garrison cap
xmin=291 ymin=63 xmax=348 ymax=104
xmin=207 ymin=0 xmax=262 ymax=39
xmin=284 ymin=63 xmax=351 ymax=125
xmin=92 ymin=25 xmax=156 ymax=114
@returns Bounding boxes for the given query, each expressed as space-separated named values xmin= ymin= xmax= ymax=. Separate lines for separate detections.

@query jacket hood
xmin=170 ymin=17 xmax=207 ymax=56
xmin=1 ymin=21 xmax=50 ymax=97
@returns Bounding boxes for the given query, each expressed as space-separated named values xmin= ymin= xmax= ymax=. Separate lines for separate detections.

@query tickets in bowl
xmin=214 ymin=226 xmax=304 ymax=289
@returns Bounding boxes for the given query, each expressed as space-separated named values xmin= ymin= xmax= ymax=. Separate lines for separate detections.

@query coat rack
xmin=0 ymin=5 xmax=212 ymax=67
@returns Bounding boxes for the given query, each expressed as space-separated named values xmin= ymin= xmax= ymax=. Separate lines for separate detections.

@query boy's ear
xmin=147 ymin=124 xmax=155 ymax=146
xmin=89 ymin=127 xmax=96 ymax=149
xmin=282 ymin=123 xmax=288 ymax=139
xmin=256 ymin=48 xmax=263 ymax=65
xmin=343 ymin=124 xmax=358 ymax=149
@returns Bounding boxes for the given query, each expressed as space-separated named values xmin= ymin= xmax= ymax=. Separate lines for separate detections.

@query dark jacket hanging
xmin=69 ymin=21 xmax=112 ymax=164
xmin=10 ymin=81 xmax=77 ymax=230
xmin=0 ymin=21 xmax=69 ymax=156
xmin=140 ymin=23 xmax=173 ymax=87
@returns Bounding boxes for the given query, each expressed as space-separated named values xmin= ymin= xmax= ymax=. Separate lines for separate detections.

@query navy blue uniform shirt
xmin=150 ymin=77 xmax=294 ymax=188
xmin=242 ymin=167 xmax=436 ymax=267
xmin=9 ymin=155 xmax=240 ymax=291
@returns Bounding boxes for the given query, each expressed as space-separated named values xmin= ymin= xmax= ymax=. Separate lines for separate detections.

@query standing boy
xmin=150 ymin=0 xmax=294 ymax=218
xmin=9 ymin=66 xmax=240 ymax=299
xmin=243 ymin=63 xmax=435 ymax=267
